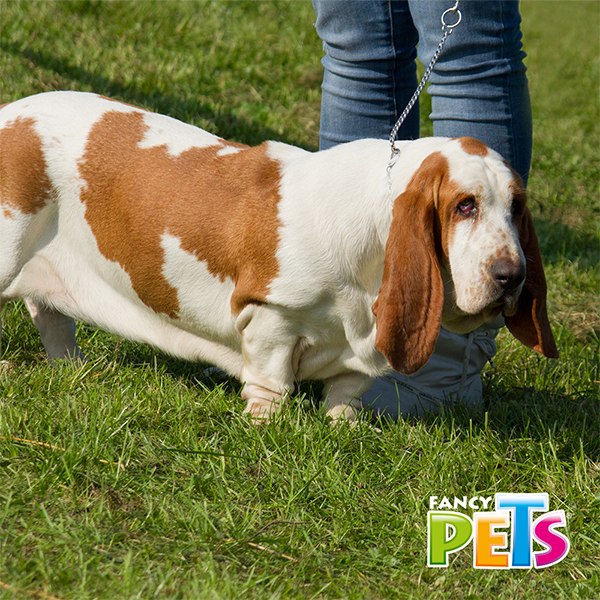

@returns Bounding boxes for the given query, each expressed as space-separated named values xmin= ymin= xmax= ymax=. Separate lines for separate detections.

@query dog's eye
xmin=457 ymin=198 xmax=476 ymax=216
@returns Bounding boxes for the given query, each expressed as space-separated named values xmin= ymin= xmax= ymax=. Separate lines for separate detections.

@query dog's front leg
xmin=25 ymin=298 xmax=85 ymax=362
xmin=322 ymin=372 xmax=375 ymax=423
xmin=237 ymin=305 xmax=298 ymax=424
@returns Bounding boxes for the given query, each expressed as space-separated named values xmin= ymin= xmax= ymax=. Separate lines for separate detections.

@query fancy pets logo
xmin=427 ymin=493 xmax=570 ymax=569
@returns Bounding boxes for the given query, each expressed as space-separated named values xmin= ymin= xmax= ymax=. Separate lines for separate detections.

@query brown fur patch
xmin=457 ymin=136 xmax=489 ymax=157
xmin=504 ymin=205 xmax=558 ymax=358
xmin=78 ymin=110 xmax=282 ymax=318
xmin=426 ymin=152 xmax=460 ymax=264
xmin=509 ymin=174 xmax=527 ymax=222
xmin=373 ymin=151 xmax=454 ymax=373
xmin=0 ymin=116 xmax=54 ymax=218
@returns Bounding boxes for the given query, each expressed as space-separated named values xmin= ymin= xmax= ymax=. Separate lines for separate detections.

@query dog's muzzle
xmin=491 ymin=259 xmax=526 ymax=316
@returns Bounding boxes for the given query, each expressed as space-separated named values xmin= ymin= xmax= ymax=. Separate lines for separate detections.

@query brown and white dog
xmin=0 ymin=92 xmax=558 ymax=421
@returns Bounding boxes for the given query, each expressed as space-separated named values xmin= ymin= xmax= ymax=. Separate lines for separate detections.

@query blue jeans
xmin=313 ymin=0 xmax=532 ymax=183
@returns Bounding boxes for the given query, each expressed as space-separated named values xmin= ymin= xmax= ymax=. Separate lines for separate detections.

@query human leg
xmin=312 ymin=0 xmax=420 ymax=148
xmin=313 ymin=0 xmax=532 ymax=175
xmin=409 ymin=0 xmax=532 ymax=183
xmin=364 ymin=1 xmax=532 ymax=419
xmin=313 ymin=1 xmax=532 ymax=419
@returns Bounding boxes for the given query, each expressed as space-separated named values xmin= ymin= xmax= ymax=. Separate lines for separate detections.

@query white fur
xmin=0 ymin=92 xmax=526 ymax=422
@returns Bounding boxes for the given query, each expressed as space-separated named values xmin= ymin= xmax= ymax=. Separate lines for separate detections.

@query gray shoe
xmin=362 ymin=317 xmax=502 ymax=420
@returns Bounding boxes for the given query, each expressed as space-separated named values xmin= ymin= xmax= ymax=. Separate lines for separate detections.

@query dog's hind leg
xmin=24 ymin=298 xmax=85 ymax=362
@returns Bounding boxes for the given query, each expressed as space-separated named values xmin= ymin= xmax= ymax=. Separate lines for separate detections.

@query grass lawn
xmin=0 ymin=1 xmax=598 ymax=599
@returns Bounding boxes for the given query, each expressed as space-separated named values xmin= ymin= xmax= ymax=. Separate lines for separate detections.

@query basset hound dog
xmin=0 ymin=92 xmax=558 ymax=421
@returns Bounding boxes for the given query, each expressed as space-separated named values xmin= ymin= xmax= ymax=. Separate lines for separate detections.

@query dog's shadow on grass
xmin=75 ymin=329 xmax=324 ymax=411
xmin=101 ymin=337 xmax=599 ymax=464
xmin=412 ymin=380 xmax=600 ymax=464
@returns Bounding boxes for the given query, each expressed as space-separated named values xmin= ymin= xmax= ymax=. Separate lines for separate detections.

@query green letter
xmin=428 ymin=511 xmax=473 ymax=567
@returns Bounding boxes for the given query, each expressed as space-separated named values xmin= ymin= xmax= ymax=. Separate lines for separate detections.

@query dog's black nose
xmin=492 ymin=260 xmax=526 ymax=294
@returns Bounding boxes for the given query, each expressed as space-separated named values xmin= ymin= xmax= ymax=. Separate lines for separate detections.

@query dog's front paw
xmin=243 ymin=398 xmax=280 ymax=425
xmin=325 ymin=398 xmax=363 ymax=424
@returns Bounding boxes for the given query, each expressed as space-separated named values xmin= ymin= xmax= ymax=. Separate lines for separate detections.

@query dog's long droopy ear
xmin=372 ymin=164 xmax=445 ymax=374
xmin=504 ymin=207 xmax=559 ymax=358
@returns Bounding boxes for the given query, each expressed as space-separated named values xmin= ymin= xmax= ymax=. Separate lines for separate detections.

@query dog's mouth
xmin=441 ymin=267 xmax=522 ymax=330
xmin=494 ymin=281 xmax=524 ymax=318
xmin=452 ymin=292 xmax=519 ymax=317
xmin=501 ymin=295 xmax=520 ymax=317
xmin=483 ymin=290 xmax=521 ymax=319
xmin=445 ymin=290 xmax=520 ymax=331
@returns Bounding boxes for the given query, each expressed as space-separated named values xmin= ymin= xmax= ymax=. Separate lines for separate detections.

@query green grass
xmin=1 ymin=1 xmax=599 ymax=599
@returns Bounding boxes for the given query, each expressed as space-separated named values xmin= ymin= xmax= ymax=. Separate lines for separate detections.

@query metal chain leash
xmin=387 ymin=1 xmax=462 ymax=203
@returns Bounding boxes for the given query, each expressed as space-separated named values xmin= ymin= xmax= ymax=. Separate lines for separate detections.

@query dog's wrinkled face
xmin=435 ymin=139 xmax=528 ymax=332
xmin=374 ymin=136 xmax=557 ymax=375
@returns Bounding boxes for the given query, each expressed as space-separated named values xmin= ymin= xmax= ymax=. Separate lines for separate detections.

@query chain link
xmin=388 ymin=0 xmax=462 ymax=160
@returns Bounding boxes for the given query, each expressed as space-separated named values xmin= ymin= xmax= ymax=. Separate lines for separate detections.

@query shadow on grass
xmin=533 ymin=216 xmax=599 ymax=270
xmin=1 ymin=41 xmax=297 ymax=147
xmin=92 ymin=337 xmax=600 ymax=464
xmin=106 ymin=339 xmax=325 ymax=412
xmin=445 ymin=383 xmax=598 ymax=463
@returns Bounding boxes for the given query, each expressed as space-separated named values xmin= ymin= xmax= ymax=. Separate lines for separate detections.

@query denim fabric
xmin=313 ymin=0 xmax=532 ymax=183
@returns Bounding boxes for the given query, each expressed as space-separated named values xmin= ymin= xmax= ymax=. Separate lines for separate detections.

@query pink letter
xmin=533 ymin=510 xmax=570 ymax=568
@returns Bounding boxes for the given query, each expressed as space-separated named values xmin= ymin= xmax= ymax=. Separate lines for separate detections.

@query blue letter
xmin=496 ymin=493 xmax=548 ymax=567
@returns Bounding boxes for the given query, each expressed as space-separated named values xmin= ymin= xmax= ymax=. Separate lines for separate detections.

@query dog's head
xmin=373 ymin=137 xmax=558 ymax=374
